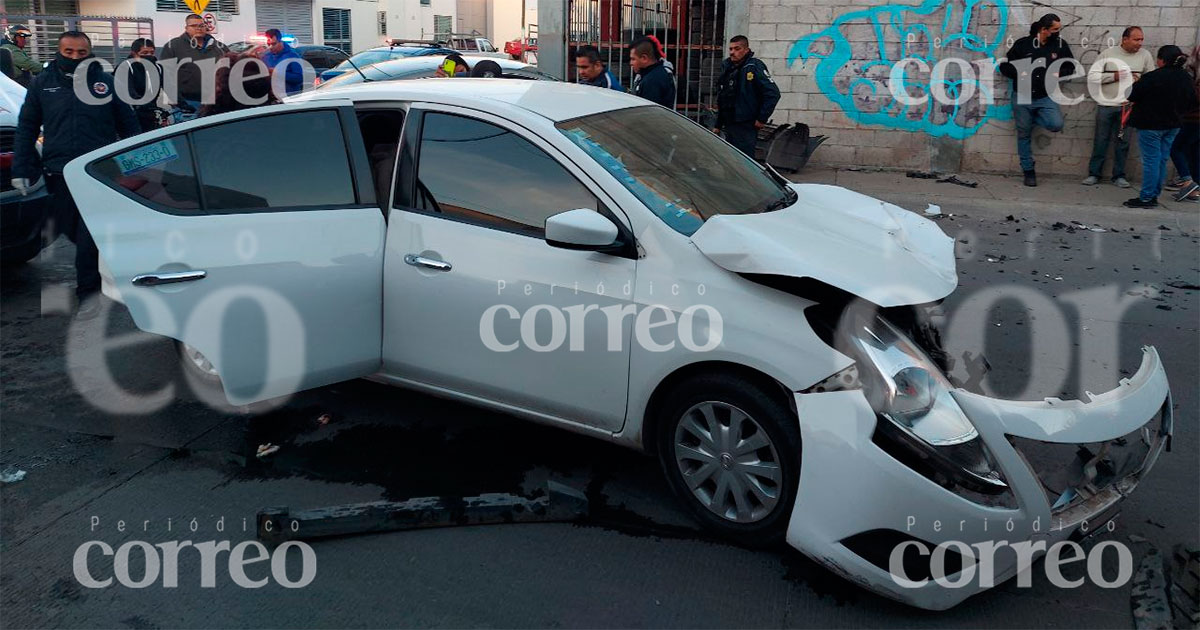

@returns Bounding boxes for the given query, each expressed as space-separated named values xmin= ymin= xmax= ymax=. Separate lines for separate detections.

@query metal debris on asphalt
xmin=257 ymin=481 xmax=590 ymax=543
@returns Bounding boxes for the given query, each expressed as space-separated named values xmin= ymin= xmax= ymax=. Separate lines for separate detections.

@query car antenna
xmin=331 ymin=48 xmax=371 ymax=82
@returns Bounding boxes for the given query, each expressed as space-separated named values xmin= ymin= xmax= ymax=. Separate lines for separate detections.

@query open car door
xmin=64 ymin=99 xmax=384 ymax=405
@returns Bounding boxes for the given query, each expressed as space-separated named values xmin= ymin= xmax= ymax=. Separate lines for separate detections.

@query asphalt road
xmin=1 ymin=187 xmax=1197 ymax=629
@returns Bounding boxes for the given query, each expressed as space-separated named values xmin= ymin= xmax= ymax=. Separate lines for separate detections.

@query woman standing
xmin=1164 ymin=45 xmax=1200 ymax=202
xmin=1124 ymin=45 xmax=1199 ymax=208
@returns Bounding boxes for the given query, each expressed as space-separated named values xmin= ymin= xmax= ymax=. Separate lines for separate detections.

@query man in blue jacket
xmin=575 ymin=45 xmax=624 ymax=91
xmin=11 ymin=31 xmax=139 ymax=317
xmin=262 ymin=29 xmax=304 ymax=96
xmin=629 ymin=36 xmax=675 ymax=108
xmin=714 ymin=36 xmax=780 ymax=158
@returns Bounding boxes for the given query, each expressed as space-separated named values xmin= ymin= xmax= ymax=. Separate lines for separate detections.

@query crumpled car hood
xmin=690 ymin=184 xmax=958 ymax=307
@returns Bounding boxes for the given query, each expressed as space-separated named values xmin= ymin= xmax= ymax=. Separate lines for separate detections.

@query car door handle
xmin=404 ymin=254 xmax=452 ymax=272
xmin=131 ymin=270 xmax=208 ymax=287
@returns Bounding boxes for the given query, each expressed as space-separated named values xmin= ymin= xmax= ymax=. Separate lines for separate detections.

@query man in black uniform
xmin=12 ymin=31 xmax=139 ymax=317
xmin=629 ymin=36 xmax=675 ymax=109
xmin=714 ymin=35 xmax=781 ymax=158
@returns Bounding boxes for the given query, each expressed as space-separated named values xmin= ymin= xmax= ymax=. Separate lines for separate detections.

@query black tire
xmin=655 ymin=373 xmax=801 ymax=547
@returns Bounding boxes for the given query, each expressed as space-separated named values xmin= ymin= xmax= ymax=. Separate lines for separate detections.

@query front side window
xmin=408 ymin=112 xmax=597 ymax=237
xmin=192 ymin=110 xmax=356 ymax=211
xmin=557 ymin=106 xmax=794 ymax=236
xmin=92 ymin=135 xmax=201 ymax=213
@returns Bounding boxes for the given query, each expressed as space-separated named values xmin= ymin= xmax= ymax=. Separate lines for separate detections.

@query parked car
xmin=64 ymin=81 xmax=1172 ymax=611
xmin=441 ymin=33 xmax=505 ymax=58
xmin=316 ymin=42 xmax=453 ymax=85
xmin=0 ymin=73 xmax=47 ymax=264
xmin=227 ymin=41 xmax=349 ymax=75
xmin=315 ymin=55 xmax=556 ymax=89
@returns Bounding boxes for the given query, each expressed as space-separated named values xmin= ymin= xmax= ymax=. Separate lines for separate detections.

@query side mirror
xmin=545 ymin=209 xmax=619 ymax=250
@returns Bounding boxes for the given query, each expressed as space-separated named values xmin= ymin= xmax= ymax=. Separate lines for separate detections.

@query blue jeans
xmin=1137 ymin=128 xmax=1180 ymax=201
xmin=1169 ymin=122 xmax=1199 ymax=181
xmin=1013 ymin=97 xmax=1064 ymax=172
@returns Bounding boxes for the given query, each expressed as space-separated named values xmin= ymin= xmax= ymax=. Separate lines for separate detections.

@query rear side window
xmin=91 ymin=136 xmax=201 ymax=213
xmin=192 ymin=110 xmax=355 ymax=211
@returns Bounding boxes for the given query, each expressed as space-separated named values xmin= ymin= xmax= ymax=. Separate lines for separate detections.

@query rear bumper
xmin=785 ymin=346 xmax=1171 ymax=610
xmin=0 ymin=186 xmax=49 ymax=262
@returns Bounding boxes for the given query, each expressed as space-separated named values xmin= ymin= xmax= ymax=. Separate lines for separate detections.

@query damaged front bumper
xmin=785 ymin=346 xmax=1171 ymax=610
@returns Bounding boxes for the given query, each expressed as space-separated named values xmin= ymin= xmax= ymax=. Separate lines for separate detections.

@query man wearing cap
xmin=1 ymin=25 xmax=43 ymax=86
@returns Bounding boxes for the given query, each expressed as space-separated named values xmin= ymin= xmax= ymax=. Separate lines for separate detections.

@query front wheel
xmin=655 ymin=374 xmax=801 ymax=546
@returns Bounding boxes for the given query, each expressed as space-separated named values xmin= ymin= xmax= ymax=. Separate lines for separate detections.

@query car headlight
xmin=850 ymin=315 xmax=1009 ymax=494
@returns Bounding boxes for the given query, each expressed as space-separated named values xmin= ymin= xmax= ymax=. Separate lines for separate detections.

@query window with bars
xmin=433 ymin=15 xmax=452 ymax=42
xmin=322 ymin=8 xmax=352 ymax=53
xmin=156 ymin=0 xmax=239 ymax=12
xmin=378 ymin=11 xmax=387 ymax=36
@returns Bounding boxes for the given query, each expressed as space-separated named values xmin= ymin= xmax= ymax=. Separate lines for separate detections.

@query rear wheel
xmin=655 ymin=374 xmax=801 ymax=546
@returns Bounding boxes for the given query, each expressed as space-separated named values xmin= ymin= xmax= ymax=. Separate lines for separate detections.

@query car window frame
xmin=393 ymin=103 xmax=637 ymax=258
xmin=85 ymin=103 xmax=379 ymax=217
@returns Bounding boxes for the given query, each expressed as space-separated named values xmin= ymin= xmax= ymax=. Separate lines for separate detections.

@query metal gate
xmin=0 ymin=15 xmax=154 ymax=67
xmin=256 ymin=0 xmax=315 ymax=45
xmin=566 ymin=0 xmax=725 ymax=123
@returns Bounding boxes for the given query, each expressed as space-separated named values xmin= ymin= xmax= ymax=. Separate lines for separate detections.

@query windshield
xmin=557 ymin=107 xmax=795 ymax=236
xmin=333 ymin=50 xmax=397 ymax=71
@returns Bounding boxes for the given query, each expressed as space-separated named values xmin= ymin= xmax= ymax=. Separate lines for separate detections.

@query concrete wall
xmin=457 ymin=0 xmax=488 ymax=36
xmin=488 ymin=0 xmax=524 ymax=45
xmin=746 ymin=0 xmax=1200 ymax=175
xmin=390 ymin=0 xmax=458 ymax=41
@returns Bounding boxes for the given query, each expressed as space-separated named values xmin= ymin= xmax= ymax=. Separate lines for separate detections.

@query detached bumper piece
xmin=786 ymin=346 xmax=1171 ymax=610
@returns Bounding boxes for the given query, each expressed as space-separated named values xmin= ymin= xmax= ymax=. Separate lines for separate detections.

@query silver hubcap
xmin=183 ymin=343 xmax=218 ymax=377
xmin=673 ymin=401 xmax=783 ymax=523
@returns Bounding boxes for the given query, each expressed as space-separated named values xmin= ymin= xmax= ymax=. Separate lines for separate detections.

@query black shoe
xmin=1123 ymin=197 xmax=1159 ymax=208
xmin=1023 ymin=170 xmax=1037 ymax=187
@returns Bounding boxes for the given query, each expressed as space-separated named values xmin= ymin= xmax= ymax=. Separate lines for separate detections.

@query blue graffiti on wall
xmin=788 ymin=0 xmax=1010 ymax=138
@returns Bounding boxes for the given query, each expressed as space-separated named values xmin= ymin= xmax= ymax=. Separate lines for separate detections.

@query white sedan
xmin=65 ymin=80 xmax=1171 ymax=610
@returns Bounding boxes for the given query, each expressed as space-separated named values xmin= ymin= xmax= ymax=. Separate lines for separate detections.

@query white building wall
xmin=388 ymin=0 xmax=457 ymax=41
xmin=313 ymin=0 xmax=385 ymax=53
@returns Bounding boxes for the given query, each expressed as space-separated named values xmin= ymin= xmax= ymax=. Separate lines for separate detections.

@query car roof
xmin=365 ymin=55 xmax=536 ymax=72
xmin=295 ymin=79 xmax=648 ymax=122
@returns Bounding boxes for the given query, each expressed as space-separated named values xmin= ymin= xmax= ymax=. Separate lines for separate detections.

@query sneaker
xmin=1023 ymin=170 xmax=1037 ymax=187
xmin=1123 ymin=197 xmax=1159 ymax=208
xmin=1113 ymin=177 xmax=1131 ymax=188
xmin=1173 ymin=181 xmax=1200 ymax=202
xmin=1184 ymin=191 xmax=1200 ymax=203
xmin=1165 ymin=178 xmax=1192 ymax=191
xmin=1081 ymin=175 xmax=1099 ymax=185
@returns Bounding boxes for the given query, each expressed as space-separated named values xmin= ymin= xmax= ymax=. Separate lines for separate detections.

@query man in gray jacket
xmin=159 ymin=13 xmax=229 ymax=112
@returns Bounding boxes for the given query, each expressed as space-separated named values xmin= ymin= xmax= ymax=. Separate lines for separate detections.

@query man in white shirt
xmin=1084 ymin=26 xmax=1156 ymax=187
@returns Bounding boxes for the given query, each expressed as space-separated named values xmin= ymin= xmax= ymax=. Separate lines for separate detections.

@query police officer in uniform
xmin=629 ymin=36 xmax=676 ymax=109
xmin=714 ymin=36 xmax=780 ymax=158
xmin=12 ymin=31 xmax=139 ymax=318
